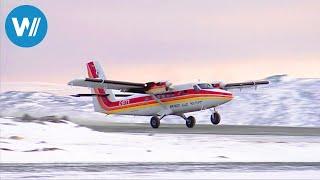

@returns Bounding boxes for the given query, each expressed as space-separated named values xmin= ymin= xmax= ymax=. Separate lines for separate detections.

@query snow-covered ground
xmin=0 ymin=75 xmax=319 ymax=127
xmin=1 ymin=117 xmax=320 ymax=163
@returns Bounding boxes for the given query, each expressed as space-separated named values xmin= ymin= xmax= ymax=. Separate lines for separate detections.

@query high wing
xmin=68 ymin=78 xmax=147 ymax=93
xmin=222 ymin=80 xmax=269 ymax=90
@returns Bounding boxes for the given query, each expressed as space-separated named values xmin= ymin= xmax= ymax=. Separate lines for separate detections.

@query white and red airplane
xmin=68 ymin=61 xmax=269 ymax=128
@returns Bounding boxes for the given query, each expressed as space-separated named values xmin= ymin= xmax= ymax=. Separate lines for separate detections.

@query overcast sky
xmin=1 ymin=0 xmax=319 ymax=85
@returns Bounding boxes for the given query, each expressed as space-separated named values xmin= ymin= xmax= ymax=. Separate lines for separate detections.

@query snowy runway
xmin=85 ymin=123 xmax=320 ymax=136
xmin=1 ymin=162 xmax=320 ymax=179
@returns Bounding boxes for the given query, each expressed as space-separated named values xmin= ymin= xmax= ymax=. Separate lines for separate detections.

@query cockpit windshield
xmin=197 ymin=83 xmax=214 ymax=89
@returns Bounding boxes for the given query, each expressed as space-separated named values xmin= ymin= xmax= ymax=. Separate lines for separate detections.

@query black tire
xmin=186 ymin=116 xmax=196 ymax=128
xmin=210 ymin=112 xmax=221 ymax=125
xmin=150 ymin=116 xmax=160 ymax=128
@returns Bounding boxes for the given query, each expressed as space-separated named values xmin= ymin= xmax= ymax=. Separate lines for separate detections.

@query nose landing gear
xmin=210 ymin=111 xmax=221 ymax=125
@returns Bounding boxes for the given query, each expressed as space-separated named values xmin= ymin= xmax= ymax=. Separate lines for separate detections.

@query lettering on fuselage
xmin=169 ymin=100 xmax=202 ymax=109
xmin=119 ymin=99 xmax=130 ymax=106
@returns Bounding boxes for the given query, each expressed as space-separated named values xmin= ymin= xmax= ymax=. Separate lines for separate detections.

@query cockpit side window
xmin=197 ymin=83 xmax=213 ymax=89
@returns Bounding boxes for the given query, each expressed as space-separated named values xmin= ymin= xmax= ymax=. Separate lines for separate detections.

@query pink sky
xmin=1 ymin=0 xmax=319 ymax=85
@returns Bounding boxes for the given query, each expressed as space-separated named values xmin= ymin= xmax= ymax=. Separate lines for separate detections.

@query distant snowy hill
xmin=216 ymin=75 xmax=320 ymax=126
xmin=0 ymin=75 xmax=319 ymax=127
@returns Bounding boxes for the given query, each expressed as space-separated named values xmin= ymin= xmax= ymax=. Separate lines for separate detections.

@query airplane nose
xmin=222 ymin=90 xmax=233 ymax=102
xmin=209 ymin=89 xmax=233 ymax=104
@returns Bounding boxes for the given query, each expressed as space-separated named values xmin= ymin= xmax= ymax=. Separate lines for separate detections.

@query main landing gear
xmin=150 ymin=111 xmax=221 ymax=128
xmin=150 ymin=116 xmax=160 ymax=128
xmin=149 ymin=115 xmax=196 ymax=128
xmin=185 ymin=116 xmax=196 ymax=128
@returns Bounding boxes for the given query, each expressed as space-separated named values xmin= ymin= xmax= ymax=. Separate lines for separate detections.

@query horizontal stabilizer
xmin=68 ymin=78 xmax=146 ymax=93
xmin=71 ymin=93 xmax=133 ymax=97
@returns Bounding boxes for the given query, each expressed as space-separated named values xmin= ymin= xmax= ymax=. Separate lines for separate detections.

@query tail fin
xmin=87 ymin=61 xmax=106 ymax=80
xmin=86 ymin=61 xmax=116 ymax=113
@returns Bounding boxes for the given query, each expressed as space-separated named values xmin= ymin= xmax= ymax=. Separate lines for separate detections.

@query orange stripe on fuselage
xmin=96 ymin=91 xmax=232 ymax=114
xmin=102 ymin=93 xmax=230 ymax=110
xmin=105 ymin=95 xmax=232 ymax=114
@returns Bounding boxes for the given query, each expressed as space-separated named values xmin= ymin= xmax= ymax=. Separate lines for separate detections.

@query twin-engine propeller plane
xmin=68 ymin=61 xmax=269 ymax=128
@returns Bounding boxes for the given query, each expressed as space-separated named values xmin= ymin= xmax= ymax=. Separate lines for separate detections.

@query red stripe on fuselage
xmin=97 ymin=89 xmax=232 ymax=111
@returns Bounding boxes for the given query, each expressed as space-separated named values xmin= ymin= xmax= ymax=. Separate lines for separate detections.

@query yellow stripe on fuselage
xmin=105 ymin=95 xmax=232 ymax=114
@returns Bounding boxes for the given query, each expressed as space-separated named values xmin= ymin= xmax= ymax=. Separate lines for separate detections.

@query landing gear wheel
xmin=210 ymin=112 xmax=221 ymax=125
xmin=150 ymin=116 xmax=160 ymax=128
xmin=186 ymin=116 xmax=196 ymax=128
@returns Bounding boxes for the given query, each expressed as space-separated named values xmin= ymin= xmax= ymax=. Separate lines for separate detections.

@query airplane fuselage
xmin=94 ymin=84 xmax=233 ymax=116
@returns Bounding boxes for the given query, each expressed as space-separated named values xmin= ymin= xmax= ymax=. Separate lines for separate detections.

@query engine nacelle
xmin=145 ymin=81 xmax=172 ymax=94
xmin=211 ymin=81 xmax=225 ymax=89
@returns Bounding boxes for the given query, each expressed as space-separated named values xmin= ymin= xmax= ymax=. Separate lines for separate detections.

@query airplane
xmin=68 ymin=61 xmax=269 ymax=128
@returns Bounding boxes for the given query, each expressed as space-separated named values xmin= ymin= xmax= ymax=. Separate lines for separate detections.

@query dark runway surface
xmin=1 ymin=162 xmax=320 ymax=179
xmin=85 ymin=123 xmax=320 ymax=136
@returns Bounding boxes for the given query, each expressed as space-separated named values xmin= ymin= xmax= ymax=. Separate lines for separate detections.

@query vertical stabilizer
xmin=86 ymin=61 xmax=116 ymax=112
